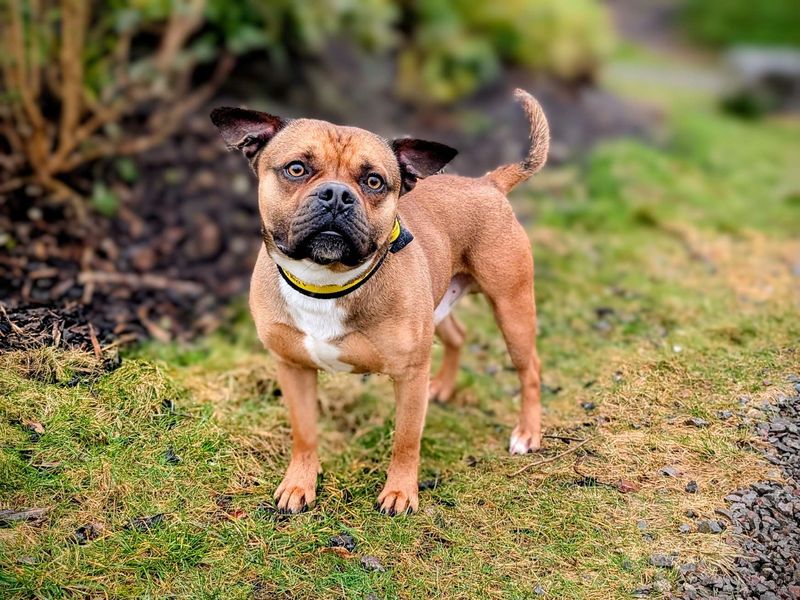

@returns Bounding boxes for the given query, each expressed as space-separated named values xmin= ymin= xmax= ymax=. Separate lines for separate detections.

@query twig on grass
xmin=543 ymin=434 xmax=586 ymax=443
xmin=507 ymin=437 xmax=592 ymax=477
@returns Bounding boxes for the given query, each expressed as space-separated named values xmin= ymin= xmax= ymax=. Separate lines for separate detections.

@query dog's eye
xmin=365 ymin=174 xmax=384 ymax=190
xmin=285 ymin=161 xmax=307 ymax=178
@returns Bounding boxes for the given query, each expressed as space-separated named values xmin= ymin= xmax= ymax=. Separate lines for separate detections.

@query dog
xmin=210 ymin=89 xmax=549 ymax=515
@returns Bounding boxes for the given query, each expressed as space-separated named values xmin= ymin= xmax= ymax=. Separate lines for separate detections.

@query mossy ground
xmin=2 ymin=55 xmax=799 ymax=599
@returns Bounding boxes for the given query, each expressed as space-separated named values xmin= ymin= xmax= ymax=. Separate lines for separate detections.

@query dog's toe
xmin=509 ymin=427 xmax=541 ymax=455
xmin=376 ymin=484 xmax=418 ymax=516
xmin=274 ymin=484 xmax=315 ymax=514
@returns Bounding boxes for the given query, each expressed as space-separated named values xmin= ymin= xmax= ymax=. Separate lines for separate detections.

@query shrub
xmin=397 ymin=0 xmax=615 ymax=103
xmin=0 ymin=0 xmax=234 ymax=211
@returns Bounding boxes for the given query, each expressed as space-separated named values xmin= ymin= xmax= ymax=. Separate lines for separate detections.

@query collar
xmin=276 ymin=218 xmax=413 ymax=299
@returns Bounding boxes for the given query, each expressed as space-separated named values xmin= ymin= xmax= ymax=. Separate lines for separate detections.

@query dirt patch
xmin=0 ymin=114 xmax=260 ymax=352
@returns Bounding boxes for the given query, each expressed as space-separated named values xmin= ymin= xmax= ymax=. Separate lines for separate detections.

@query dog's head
xmin=210 ymin=108 xmax=457 ymax=268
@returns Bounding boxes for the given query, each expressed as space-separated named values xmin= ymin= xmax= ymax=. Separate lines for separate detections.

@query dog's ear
xmin=210 ymin=107 xmax=286 ymax=166
xmin=391 ymin=138 xmax=458 ymax=194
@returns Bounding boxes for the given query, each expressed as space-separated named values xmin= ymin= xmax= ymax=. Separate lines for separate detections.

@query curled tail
xmin=485 ymin=89 xmax=550 ymax=194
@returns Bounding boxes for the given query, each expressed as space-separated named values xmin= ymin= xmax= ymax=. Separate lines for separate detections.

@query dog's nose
xmin=316 ymin=182 xmax=356 ymax=208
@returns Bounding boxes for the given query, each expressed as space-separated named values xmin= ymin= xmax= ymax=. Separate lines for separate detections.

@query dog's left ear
xmin=391 ymin=138 xmax=458 ymax=194
xmin=210 ymin=107 xmax=286 ymax=167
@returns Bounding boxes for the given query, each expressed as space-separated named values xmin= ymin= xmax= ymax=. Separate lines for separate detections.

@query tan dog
xmin=211 ymin=89 xmax=549 ymax=515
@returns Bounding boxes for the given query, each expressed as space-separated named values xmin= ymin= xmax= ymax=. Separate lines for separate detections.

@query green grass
xmin=683 ymin=0 xmax=800 ymax=48
xmin=3 ymin=65 xmax=800 ymax=600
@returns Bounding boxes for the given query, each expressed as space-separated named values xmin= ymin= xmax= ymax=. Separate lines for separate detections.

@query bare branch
xmin=55 ymin=0 xmax=90 ymax=174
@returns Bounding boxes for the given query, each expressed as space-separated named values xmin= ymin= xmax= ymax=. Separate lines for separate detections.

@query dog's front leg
xmin=377 ymin=363 xmax=430 ymax=515
xmin=274 ymin=360 xmax=320 ymax=513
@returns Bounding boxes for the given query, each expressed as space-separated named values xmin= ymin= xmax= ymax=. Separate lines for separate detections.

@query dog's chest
xmin=278 ymin=280 xmax=353 ymax=373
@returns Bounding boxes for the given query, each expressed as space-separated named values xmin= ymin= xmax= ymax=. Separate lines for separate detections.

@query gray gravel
xmin=678 ymin=379 xmax=800 ymax=599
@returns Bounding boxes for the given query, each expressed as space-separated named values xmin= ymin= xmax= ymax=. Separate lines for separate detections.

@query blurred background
xmin=1 ymin=0 xmax=798 ymax=350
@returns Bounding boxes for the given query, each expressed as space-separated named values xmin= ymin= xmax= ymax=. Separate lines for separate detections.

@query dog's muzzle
xmin=282 ymin=182 xmax=374 ymax=266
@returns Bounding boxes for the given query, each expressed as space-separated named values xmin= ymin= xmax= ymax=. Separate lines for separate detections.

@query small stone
xmin=660 ymin=465 xmax=682 ymax=477
xmin=164 ymin=446 xmax=182 ymax=465
xmin=533 ymin=585 xmax=546 ymax=595
xmin=650 ymin=554 xmax=676 ymax=568
xmin=686 ymin=417 xmax=708 ymax=428
xmin=615 ymin=479 xmax=641 ymax=494
xmin=685 ymin=480 xmax=699 ymax=494
xmin=329 ymin=533 xmax=356 ymax=553
xmin=637 ymin=519 xmax=648 ymax=531
xmin=621 ymin=559 xmax=634 ymax=571
xmin=73 ymin=522 xmax=103 ymax=545
xmin=679 ymin=562 xmax=698 ymax=576
xmin=360 ymin=555 xmax=385 ymax=572
xmin=685 ymin=509 xmax=699 ymax=518
xmin=717 ymin=410 xmax=733 ymax=420
xmin=697 ymin=520 xmax=723 ymax=534
xmin=126 ymin=514 xmax=165 ymax=532
xmin=653 ymin=579 xmax=671 ymax=593
xmin=679 ymin=523 xmax=693 ymax=534
xmin=581 ymin=401 xmax=596 ymax=411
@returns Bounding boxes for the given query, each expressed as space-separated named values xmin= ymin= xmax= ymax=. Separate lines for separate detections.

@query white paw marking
xmin=509 ymin=433 xmax=532 ymax=455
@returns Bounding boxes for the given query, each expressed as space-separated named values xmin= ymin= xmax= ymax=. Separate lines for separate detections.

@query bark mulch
xmin=0 ymin=114 xmax=259 ymax=352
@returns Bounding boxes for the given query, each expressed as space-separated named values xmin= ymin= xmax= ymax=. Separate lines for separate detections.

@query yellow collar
xmin=276 ymin=218 xmax=411 ymax=299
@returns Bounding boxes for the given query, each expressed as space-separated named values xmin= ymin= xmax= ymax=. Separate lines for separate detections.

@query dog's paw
xmin=509 ymin=426 xmax=541 ymax=455
xmin=376 ymin=477 xmax=419 ymax=516
xmin=274 ymin=459 xmax=319 ymax=514
xmin=428 ymin=376 xmax=455 ymax=403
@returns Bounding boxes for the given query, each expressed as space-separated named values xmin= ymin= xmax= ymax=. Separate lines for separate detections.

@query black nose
xmin=316 ymin=182 xmax=356 ymax=210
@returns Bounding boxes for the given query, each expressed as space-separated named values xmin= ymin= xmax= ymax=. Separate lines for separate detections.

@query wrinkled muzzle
xmin=278 ymin=182 xmax=375 ymax=266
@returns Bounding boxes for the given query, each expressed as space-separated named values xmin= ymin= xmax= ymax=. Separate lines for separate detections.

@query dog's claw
xmin=376 ymin=480 xmax=419 ymax=516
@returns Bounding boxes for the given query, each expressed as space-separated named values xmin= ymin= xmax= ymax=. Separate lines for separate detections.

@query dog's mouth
xmin=304 ymin=230 xmax=351 ymax=265
xmin=275 ymin=219 xmax=376 ymax=267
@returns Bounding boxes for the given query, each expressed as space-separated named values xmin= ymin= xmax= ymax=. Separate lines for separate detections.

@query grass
xmin=3 ymin=62 xmax=800 ymax=600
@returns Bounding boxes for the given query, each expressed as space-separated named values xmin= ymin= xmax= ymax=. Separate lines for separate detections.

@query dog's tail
xmin=485 ymin=89 xmax=550 ymax=194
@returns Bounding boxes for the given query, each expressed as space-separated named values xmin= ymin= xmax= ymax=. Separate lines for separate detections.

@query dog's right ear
xmin=209 ymin=107 xmax=286 ymax=166
xmin=391 ymin=138 xmax=458 ymax=194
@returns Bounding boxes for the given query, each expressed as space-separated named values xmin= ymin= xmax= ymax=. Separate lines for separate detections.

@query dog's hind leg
xmin=429 ymin=314 xmax=466 ymax=402
xmin=470 ymin=224 xmax=542 ymax=454
xmin=492 ymin=290 xmax=542 ymax=454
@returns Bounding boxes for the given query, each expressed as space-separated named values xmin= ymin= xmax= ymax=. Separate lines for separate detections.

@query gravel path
xmin=679 ymin=377 xmax=800 ymax=599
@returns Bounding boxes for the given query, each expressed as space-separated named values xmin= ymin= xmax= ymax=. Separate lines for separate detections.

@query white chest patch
xmin=278 ymin=278 xmax=353 ymax=373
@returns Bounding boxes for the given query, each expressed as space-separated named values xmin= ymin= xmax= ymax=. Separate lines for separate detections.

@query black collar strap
xmin=276 ymin=218 xmax=413 ymax=299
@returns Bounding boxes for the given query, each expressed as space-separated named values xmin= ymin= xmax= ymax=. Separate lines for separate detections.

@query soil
xmin=0 ymin=113 xmax=258 ymax=351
